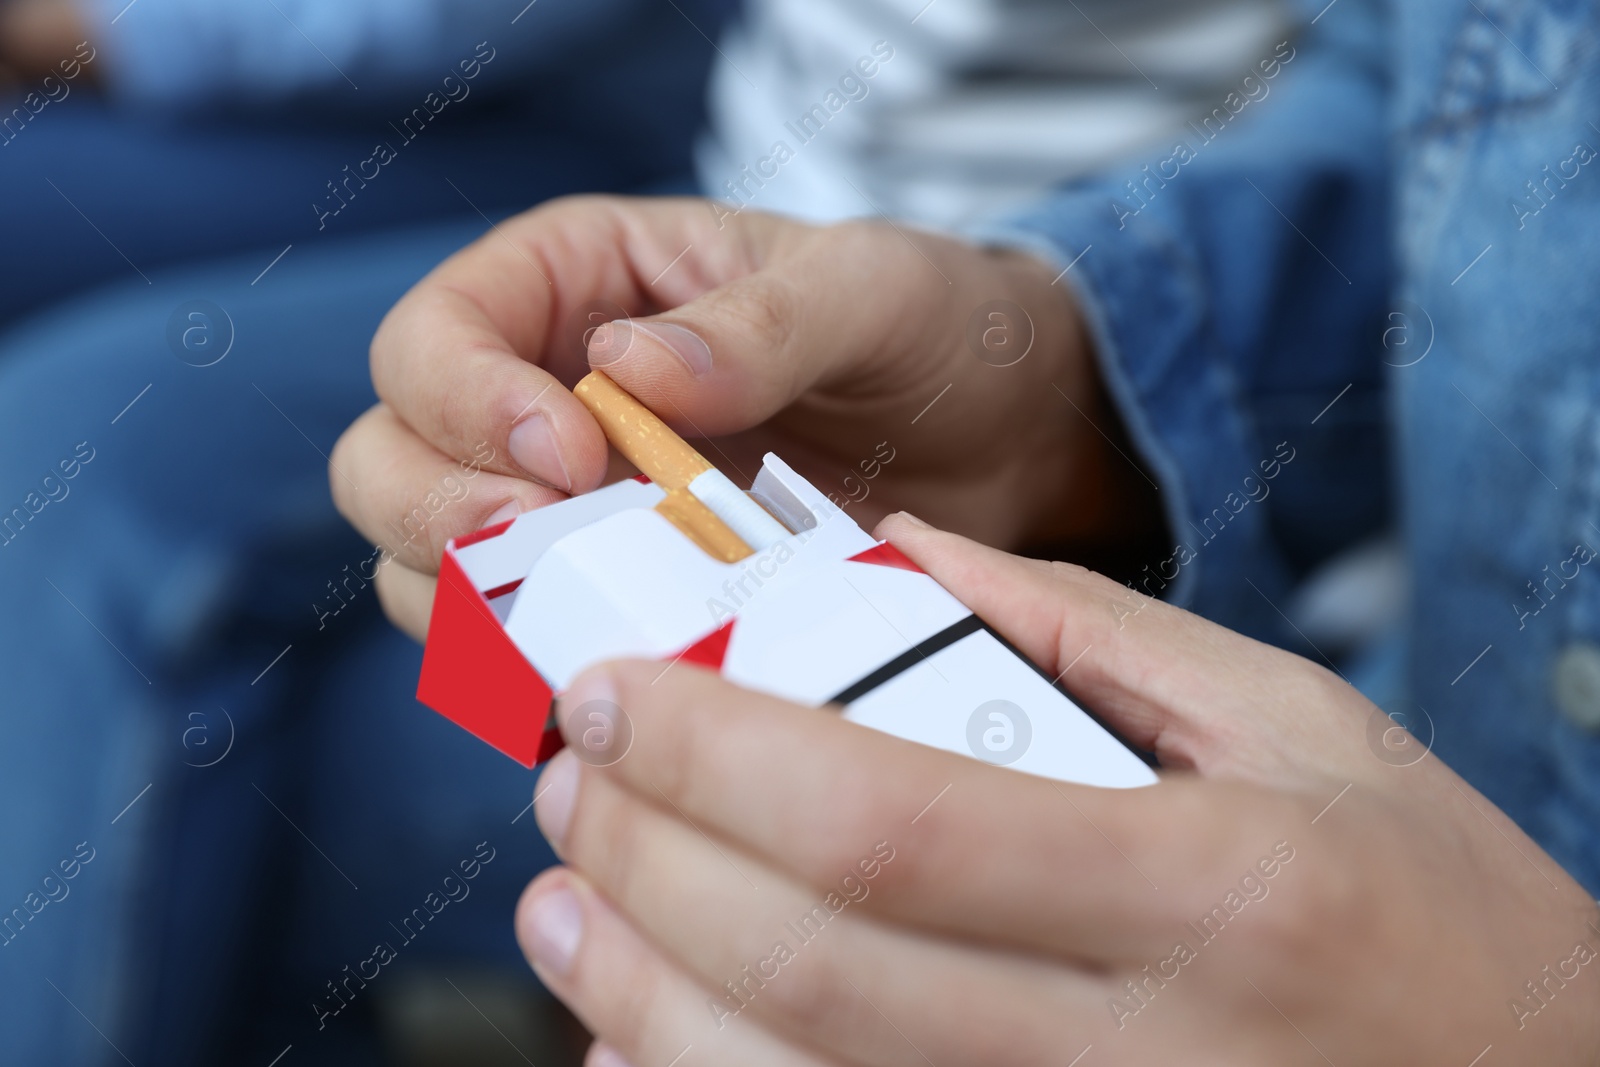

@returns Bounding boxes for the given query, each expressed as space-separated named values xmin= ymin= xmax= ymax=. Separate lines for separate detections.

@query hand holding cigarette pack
xmin=417 ymin=371 xmax=1156 ymax=789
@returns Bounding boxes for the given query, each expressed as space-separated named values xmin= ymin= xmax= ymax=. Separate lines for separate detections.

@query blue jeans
xmin=0 ymin=218 xmax=574 ymax=1064
xmin=0 ymin=0 xmax=727 ymax=332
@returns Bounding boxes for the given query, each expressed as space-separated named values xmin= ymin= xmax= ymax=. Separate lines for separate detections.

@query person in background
xmin=0 ymin=0 xmax=724 ymax=326
xmin=702 ymin=0 xmax=1292 ymax=228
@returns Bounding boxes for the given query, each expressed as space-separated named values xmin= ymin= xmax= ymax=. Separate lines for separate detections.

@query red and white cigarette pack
xmin=417 ymin=453 xmax=1156 ymax=789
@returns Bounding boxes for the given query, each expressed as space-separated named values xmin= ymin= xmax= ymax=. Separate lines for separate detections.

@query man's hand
xmin=516 ymin=513 xmax=1600 ymax=1067
xmin=330 ymin=196 xmax=1153 ymax=642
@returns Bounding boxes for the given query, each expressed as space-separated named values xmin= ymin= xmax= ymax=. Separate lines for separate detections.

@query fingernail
xmin=483 ymin=500 xmax=520 ymax=529
xmin=587 ymin=319 xmax=633 ymax=368
xmin=508 ymin=414 xmax=572 ymax=491
xmin=589 ymin=1045 xmax=638 ymax=1067
xmin=897 ymin=511 xmax=932 ymax=529
xmin=591 ymin=320 xmax=712 ymax=378
xmin=534 ymin=749 xmax=579 ymax=846
xmin=522 ymin=885 xmax=582 ymax=976
xmin=635 ymin=322 xmax=713 ymax=378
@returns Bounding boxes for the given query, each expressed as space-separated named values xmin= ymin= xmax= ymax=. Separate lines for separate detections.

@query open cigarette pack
xmin=416 ymin=448 xmax=1156 ymax=790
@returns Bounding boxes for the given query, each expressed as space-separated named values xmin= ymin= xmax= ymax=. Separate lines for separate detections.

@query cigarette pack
xmin=417 ymin=453 xmax=1156 ymax=788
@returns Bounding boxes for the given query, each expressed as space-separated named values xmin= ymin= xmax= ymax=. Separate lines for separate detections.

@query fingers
xmin=331 ymin=404 xmax=567 ymax=571
xmin=372 ymin=560 xmax=433 ymax=643
xmin=371 ymin=285 xmax=611 ymax=493
xmin=551 ymin=661 xmax=1288 ymax=962
xmin=586 ymin=218 xmax=950 ymax=440
xmin=534 ymin=750 xmax=1112 ymax=1066
xmin=369 ymin=195 xmax=768 ymax=495
xmin=515 ymin=869 xmax=831 ymax=1067
xmin=368 ymin=196 xmax=684 ymax=494
xmin=371 ymin=195 xmax=984 ymax=512
xmin=872 ymin=513 xmax=1377 ymax=786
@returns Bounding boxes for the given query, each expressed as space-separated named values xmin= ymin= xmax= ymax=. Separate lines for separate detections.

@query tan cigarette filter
xmin=573 ymin=370 xmax=711 ymax=490
xmin=654 ymin=488 xmax=753 ymax=563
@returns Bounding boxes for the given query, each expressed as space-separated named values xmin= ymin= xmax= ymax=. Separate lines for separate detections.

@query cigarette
xmin=574 ymin=370 xmax=791 ymax=551
xmin=682 ymin=466 xmax=790 ymax=551
xmin=573 ymin=370 xmax=709 ymax=490
xmin=654 ymin=488 xmax=752 ymax=563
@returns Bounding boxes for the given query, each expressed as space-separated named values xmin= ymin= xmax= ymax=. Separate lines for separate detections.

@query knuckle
xmin=435 ymin=359 xmax=478 ymax=450
xmin=482 ymin=375 xmax=539 ymax=452
xmin=439 ymin=346 xmax=525 ymax=461
xmin=762 ymin=942 xmax=863 ymax=1034
xmin=826 ymin=218 xmax=936 ymax=288
xmin=573 ymin=782 xmax=650 ymax=909
xmin=1047 ymin=558 xmax=1098 ymax=587
xmin=722 ymin=274 xmax=800 ymax=347
xmin=387 ymin=491 xmax=451 ymax=566
xmin=1306 ymin=659 xmax=1363 ymax=715
xmin=1046 ymin=559 xmax=1130 ymax=619
xmin=1249 ymin=838 xmax=1364 ymax=961
xmin=542 ymin=192 xmax=614 ymax=220
xmin=825 ymin=217 xmax=893 ymax=260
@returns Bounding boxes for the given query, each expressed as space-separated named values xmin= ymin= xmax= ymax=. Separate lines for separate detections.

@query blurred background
xmin=0 ymin=0 xmax=1394 ymax=1064
xmin=0 ymin=1 xmax=733 ymax=1062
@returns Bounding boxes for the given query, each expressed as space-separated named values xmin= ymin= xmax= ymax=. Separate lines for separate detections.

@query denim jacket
xmin=987 ymin=0 xmax=1600 ymax=894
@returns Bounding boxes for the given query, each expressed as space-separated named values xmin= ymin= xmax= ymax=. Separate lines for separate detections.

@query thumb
xmin=873 ymin=513 xmax=1370 ymax=782
xmin=583 ymin=221 xmax=942 ymax=438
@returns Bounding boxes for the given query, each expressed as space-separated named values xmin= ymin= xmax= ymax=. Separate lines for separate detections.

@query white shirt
xmin=698 ymin=0 xmax=1289 ymax=230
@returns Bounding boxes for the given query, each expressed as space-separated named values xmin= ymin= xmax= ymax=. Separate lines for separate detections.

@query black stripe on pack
xmin=826 ymin=614 xmax=983 ymax=706
xmin=825 ymin=614 xmax=1159 ymax=769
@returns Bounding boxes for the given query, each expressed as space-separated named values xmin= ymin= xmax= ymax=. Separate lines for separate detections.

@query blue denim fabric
xmin=977 ymin=0 xmax=1391 ymax=643
xmin=1392 ymin=0 xmax=1600 ymax=896
xmin=0 ymin=0 xmax=730 ymax=327
xmin=984 ymin=0 xmax=1600 ymax=895
xmin=0 ymin=221 xmax=565 ymax=1065
xmin=78 ymin=0 xmax=735 ymax=110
